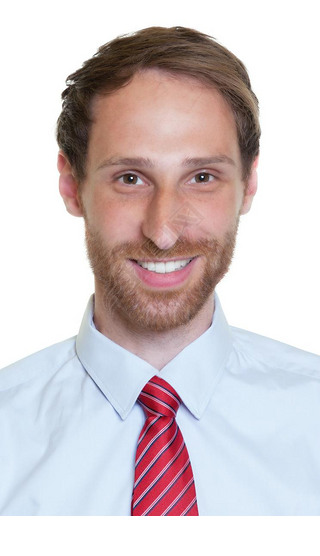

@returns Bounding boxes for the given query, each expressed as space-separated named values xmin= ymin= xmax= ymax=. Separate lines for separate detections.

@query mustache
xmin=108 ymin=237 xmax=227 ymax=260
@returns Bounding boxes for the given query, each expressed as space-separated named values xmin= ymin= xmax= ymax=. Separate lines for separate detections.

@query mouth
xmin=134 ymin=258 xmax=194 ymax=274
xmin=129 ymin=257 xmax=198 ymax=289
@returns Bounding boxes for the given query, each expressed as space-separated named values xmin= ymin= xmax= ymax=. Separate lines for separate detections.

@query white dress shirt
xmin=0 ymin=295 xmax=319 ymax=515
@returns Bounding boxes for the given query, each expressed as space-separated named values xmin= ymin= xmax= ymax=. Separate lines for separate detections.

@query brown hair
xmin=56 ymin=26 xmax=260 ymax=182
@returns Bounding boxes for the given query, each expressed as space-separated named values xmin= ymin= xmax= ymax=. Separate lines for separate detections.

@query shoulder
xmin=229 ymin=326 xmax=320 ymax=381
xmin=0 ymin=337 xmax=77 ymax=391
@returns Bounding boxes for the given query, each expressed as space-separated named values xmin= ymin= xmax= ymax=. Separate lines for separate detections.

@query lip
xmin=129 ymin=257 xmax=198 ymax=289
xmin=133 ymin=257 xmax=193 ymax=263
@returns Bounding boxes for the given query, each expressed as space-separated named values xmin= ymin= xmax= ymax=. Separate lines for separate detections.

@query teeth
xmin=137 ymin=258 xmax=193 ymax=273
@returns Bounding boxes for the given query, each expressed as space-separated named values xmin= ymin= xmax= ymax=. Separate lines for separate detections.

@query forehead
xmin=91 ymin=69 xmax=235 ymax=125
xmin=88 ymin=69 xmax=240 ymax=169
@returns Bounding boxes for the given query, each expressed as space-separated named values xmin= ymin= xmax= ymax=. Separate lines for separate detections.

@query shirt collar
xmin=76 ymin=294 xmax=233 ymax=421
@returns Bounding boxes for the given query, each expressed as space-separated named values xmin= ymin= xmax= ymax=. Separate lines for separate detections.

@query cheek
xmin=190 ymin=191 xmax=242 ymax=239
xmin=87 ymin=197 xmax=144 ymax=244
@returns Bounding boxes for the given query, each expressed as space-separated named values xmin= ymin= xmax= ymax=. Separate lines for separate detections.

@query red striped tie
xmin=131 ymin=375 xmax=199 ymax=516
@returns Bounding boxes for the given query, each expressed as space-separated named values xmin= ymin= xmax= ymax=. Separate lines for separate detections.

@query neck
xmin=93 ymin=287 xmax=215 ymax=370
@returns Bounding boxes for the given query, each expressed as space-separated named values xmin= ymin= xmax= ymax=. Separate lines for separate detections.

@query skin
xmin=58 ymin=69 xmax=258 ymax=369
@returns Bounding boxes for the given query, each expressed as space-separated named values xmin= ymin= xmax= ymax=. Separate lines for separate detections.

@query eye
xmin=190 ymin=172 xmax=215 ymax=184
xmin=118 ymin=173 xmax=144 ymax=186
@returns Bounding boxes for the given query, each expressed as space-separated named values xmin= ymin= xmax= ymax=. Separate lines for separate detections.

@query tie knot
xmin=138 ymin=376 xmax=181 ymax=418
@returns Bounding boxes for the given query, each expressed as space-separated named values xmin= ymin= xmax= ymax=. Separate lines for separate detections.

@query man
xmin=0 ymin=27 xmax=319 ymax=516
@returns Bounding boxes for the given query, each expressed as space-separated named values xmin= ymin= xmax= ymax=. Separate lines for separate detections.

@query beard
xmin=84 ymin=221 xmax=239 ymax=333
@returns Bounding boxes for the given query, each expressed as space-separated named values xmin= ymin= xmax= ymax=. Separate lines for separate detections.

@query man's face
xmin=69 ymin=70 xmax=256 ymax=332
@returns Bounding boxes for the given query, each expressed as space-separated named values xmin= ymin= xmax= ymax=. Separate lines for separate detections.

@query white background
xmin=0 ymin=0 xmax=320 ymax=550
xmin=0 ymin=0 xmax=319 ymax=370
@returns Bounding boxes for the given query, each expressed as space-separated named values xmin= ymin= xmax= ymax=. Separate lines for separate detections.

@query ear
xmin=58 ymin=151 xmax=83 ymax=217
xmin=240 ymin=156 xmax=259 ymax=215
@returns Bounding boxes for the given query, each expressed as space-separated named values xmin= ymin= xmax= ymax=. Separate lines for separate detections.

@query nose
xmin=141 ymin=189 xmax=182 ymax=251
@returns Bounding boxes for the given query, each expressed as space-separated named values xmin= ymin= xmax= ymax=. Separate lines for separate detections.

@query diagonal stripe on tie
xmin=134 ymin=425 xmax=179 ymax=488
xmin=135 ymin=418 xmax=175 ymax=468
xmin=131 ymin=375 xmax=199 ymax=516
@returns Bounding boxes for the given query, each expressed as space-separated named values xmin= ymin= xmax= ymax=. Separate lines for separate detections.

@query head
xmin=57 ymin=27 xmax=260 ymax=333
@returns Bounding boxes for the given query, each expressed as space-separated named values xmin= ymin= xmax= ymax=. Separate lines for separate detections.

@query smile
xmin=135 ymin=258 xmax=193 ymax=274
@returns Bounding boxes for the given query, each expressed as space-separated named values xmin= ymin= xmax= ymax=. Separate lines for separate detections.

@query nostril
xmin=149 ymin=224 xmax=179 ymax=251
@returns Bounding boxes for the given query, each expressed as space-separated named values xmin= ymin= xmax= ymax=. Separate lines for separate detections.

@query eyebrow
xmin=183 ymin=156 xmax=236 ymax=168
xmin=97 ymin=157 xmax=155 ymax=170
xmin=97 ymin=155 xmax=236 ymax=171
